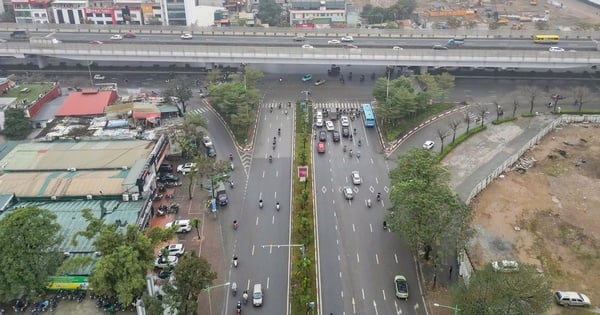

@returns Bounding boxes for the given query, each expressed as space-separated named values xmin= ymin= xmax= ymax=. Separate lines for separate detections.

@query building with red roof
xmin=55 ymin=89 xmax=117 ymax=117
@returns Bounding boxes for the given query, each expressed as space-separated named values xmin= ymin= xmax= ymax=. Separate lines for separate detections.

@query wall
xmin=27 ymin=83 xmax=61 ymax=118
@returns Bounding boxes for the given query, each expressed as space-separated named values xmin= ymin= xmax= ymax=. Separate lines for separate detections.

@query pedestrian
xmin=449 ymin=265 xmax=453 ymax=280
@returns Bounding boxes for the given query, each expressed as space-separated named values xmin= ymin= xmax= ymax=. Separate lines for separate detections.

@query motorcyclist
xmin=353 ymin=128 xmax=357 ymax=135
xmin=383 ymin=221 xmax=388 ymax=229
xmin=278 ymin=128 xmax=281 ymax=135
xmin=229 ymin=153 xmax=233 ymax=161
xmin=276 ymin=202 xmax=280 ymax=211
xmin=349 ymin=149 xmax=353 ymax=157
xmin=269 ymin=155 xmax=273 ymax=162
xmin=236 ymin=301 xmax=242 ymax=314
xmin=367 ymin=198 xmax=372 ymax=208
xmin=232 ymin=282 xmax=238 ymax=295
xmin=233 ymin=255 xmax=238 ymax=267
xmin=273 ymin=137 xmax=276 ymax=144
xmin=343 ymin=145 xmax=347 ymax=152
xmin=377 ymin=192 xmax=381 ymax=201
xmin=358 ymin=139 xmax=361 ymax=146
xmin=259 ymin=199 xmax=263 ymax=208
xmin=233 ymin=220 xmax=238 ymax=230
xmin=242 ymin=290 xmax=249 ymax=304
xmin=230 ymin=180 xmax=234 ymax=188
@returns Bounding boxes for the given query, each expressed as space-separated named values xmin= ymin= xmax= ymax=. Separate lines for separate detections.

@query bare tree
xmin=436 ymin=128 xmax=450 ymax=152
xmin=512 ymin=99 xmax=519 ymax=117
xmin=520 ymin=85 xmax=542 ymax=114
xmin=464 ymin=110 xmax=472 ymax=134
xmin=448 ymin=119 xmax=462 ymax=144
xmin=549 ymin=87 xmax=565 ymax=112
xmin=494 ymin=101 xmax=504 ymax=121
xmin=573 ymin=86 xmax=591 ymax=113
xmin=475 ymin=104 xmax=488 ymax=127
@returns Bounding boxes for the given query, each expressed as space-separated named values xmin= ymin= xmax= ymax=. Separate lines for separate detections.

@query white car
xmin=341 ymin=36 xmax=354 ymax=42
xmin=162 ymin=244 xmax=185 ymax=256
xmin=315 ymin=118 xmax=324 ymax=127
xmin=314 ymin=79 xmax=326 ymax=86
xmin=351 ymin=171 xmax=361 ymax=185
xmin=549 ymin=46 xmax=565 ymax=52
xmin=165 ymin=220 xmax=192 ymax=233
xmin=177 ymin=163 xmax=197 ymax=175
xmin=180 ymin=33 xmax=193 ymax=39
xmin=93 ymin=74 xmax=105 ymax=80
xmin=340 ymin=116 xmax=350 ymax=127
xmin=392 ymin=46 xmax=403 ymax=50
xmin=491 ymin=260 xmax=519 ymax=272
xmin=302 ymin=44 xmax=314 ymax=49
xmin=110 ymin=34 xmax=123 ymax=40
xmin=328 ymin=39 xmax=341 ymax=44
xmin=202 ymin=136 xmax=212 ymax=147
xmin=343 ymin=186 xmax=354 ymax=199
xmin=325 ymin=120 xmax=335 ymax=131
xmin=423 ymin=140 xmax=435 ymax=150
xmin=154 ymin=255 xmax=178 ymax=268
xmin=554 ymin=291 xmax=591 ymax=307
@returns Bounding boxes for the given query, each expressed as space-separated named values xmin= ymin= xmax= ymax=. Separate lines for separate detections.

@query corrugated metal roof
xmin=55 ymin=90 xmax=117 ymax=117
xmin=4 ymin=199 xmax=143 ymax=253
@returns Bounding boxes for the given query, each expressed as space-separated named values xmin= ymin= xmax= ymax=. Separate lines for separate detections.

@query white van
xmin=253 ymin=283 xmax=263 ymax=306
xmin=316 ymin=118 xmax=324 ymax=127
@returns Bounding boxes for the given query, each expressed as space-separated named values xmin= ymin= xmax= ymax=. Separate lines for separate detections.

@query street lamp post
xmin=434 ymin=303 xmax=460 ymax=315
xmin=203 ymin=282 xmax=230 ymax=315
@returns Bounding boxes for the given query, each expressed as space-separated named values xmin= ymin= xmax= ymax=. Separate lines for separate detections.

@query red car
xmin=317 ymin=141 xmax=326 ymax=153
xmin=124 ymin=32 xmax=136 ymax=38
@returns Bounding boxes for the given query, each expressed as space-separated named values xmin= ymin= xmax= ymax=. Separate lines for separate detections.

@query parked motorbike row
xmin=94 ymin=295 xmax=137 ymax=313
xmin=156 ymin=202 xmax=180 ymax=216
xmin=11 ymin=288 xmax=91 ymax=314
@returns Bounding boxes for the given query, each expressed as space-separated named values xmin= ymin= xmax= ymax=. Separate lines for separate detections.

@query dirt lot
xmin=468 ymin=123 xmax=600 ymax=314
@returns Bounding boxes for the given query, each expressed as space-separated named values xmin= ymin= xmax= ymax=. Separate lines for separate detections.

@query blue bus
xmin=362 ymin=104 xmax=376 ymax=127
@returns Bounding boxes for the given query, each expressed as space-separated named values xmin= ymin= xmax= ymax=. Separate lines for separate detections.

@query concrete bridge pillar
xmin=419 ymin=66 xmax=428 ymax=74
xmin=36 ymin=55 xmax=49 ymax=69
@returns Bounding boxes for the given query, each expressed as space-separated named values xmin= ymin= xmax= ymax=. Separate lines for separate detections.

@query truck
xmin=215 ymin=182 xmax=228 ymax=206
xmin=10 ymin=30 xmax=29 ymax=40
xmin=30 ymin=37 xmax=61 ymax=48
xmin=447 ymin=38 xmax=465 ymax=47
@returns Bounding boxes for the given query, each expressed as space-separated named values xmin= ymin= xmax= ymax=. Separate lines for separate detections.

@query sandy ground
xmin=468 ymin=123 xmax=600 ymax=314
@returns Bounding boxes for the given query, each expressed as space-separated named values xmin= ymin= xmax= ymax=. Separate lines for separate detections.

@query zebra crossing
xmin=261 ymin=101 xmax=362 ymax=110
xmin=188 ymin=106 xmax=210 ymax=115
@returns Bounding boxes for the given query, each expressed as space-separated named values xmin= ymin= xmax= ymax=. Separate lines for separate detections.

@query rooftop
xmin=55 ymin=89 xmax=118 ymax=117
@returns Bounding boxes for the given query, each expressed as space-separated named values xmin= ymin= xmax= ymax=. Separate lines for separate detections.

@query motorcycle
xmin=259 ymin=200 xmax=263 ymax=209
xmin=236 ymin=301 xmax=242 ymax=314
xmin=276 ymin=202 xmax=280 ymax=211
xmin=356 ymin=150 xmax=361 ymax=158
xmin=367 ymin=199 xmax=372 ymax=208
xmin=358 ymin=139 xmax=361 ymax=146
xmin=377 ymin=193 xmax=381 ymax=202
xmin=278 ymin=128 xmax=281 ymax=136
xmin=349 ymin=150 xmax=353 ymax=157
xmin=232 ymin=282 xmax=238 ymax=296
xmin=269 ymin=155 xmax=273 ymax=163
xmin=233 ymin=256 xmax=239 ymax=268
xmin=343 ymin=145 xmax=347 ymax=153
xmin=279 ymin=77 xmax=283 ymax=82
xmin=233 ymin=220 xmax=238 ymax=230
xmin=242 ymin=291 xmax=249 ymax=305
xmin=169 ymin=203 xmax=180 ymax=214
xmin=156 ymin=205 xmax=168 ymax=217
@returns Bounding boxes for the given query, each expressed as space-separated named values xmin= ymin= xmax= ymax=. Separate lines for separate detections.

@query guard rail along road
xmin=2 ymin=42 xmax=600 ymax=69
xmin=0 ymin=23 xmax=598 ymax=41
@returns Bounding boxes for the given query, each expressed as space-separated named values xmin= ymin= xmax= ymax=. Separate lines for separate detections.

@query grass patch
xmin=380 ymin=103 xmax=454 ymax=142
xmin=290 ymin=101 xmax=317 ymax=315
xmin=541 ymin=159 xmax=569 ymax=177
xmin=556 ymin=109 xmax=600 ymax=115
xmin=491 ymin=116 xmax=518 ymax=125
xmin=5 ymin=82 xmax=55 ymax=108
xmin=436 ymin=125 xmax=487 ymax=162
xmin=521 ymin=113 xmax=536 ymax=118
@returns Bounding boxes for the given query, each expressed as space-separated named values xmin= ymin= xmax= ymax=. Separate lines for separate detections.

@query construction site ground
xmin=466 ymin=123 xmax=600 ymax=314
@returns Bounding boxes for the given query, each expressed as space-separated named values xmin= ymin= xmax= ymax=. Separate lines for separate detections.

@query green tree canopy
xmin=162 ymin=76 xmax=194 ymax=114
xmin=164 ymin=253 xmax=217 ymax=314
xmin=209 ymin=80 xmax=260 ymax=142
xmin=0 ymin=206 xmax=63 ymax=302
xmin=3 ymin=107 xmax=32 ymax=139
xmin=388 ymin=148 xmax=471 ymax=260
xmin=451 ymin=264 xmax=552 ymax=314
xmin=257 ymin=0 xmax=283 ymax=26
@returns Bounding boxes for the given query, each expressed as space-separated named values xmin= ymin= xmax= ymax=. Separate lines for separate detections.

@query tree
xmin=0 ymin=206 xmax=63 ymax=302
xmin=448 ymin=119 xmax=461 ymax=144
xmin=205 ymin=69 xmax=222 ymax=84
xmin=451 ymin=264 xmax=553 ymax=315
xmin=446 ymin=17 xmax=462 ymax=29
xmin=436 ymin=128 xmax=450 ymax=152
xmin=389 ymin=0 xmax=417 ymax=20
xmin=190 ymin=218 xmax=201 ymax=239
xmin=209 ymin=80 xmax=261 ymax=141
xmin=520 ymin=85 xmax=541 ymax=114
xmin=3 ymin=107 xmax=32 ymax=139
xmin=572 ymin=86 xmax=590 ymax=113
xmin=257 ymin=0 xmax=283 ymax=26
xmin=162 ymin=76 xmax=194 ymax=114
xmin=66 ymin=210 xmax=174 ymax=304
xmin=164 ymin=253 xmax=217 ymax=314
xmin=475 ymin=104 xmax=488 ymax=127
xmin=549 ymin=87 xmax=564 ymax=112
xmin=388 ymin=148 xmax=471 ymax=260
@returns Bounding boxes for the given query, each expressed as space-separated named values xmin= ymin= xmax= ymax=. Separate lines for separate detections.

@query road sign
xmin=298 ymin=166 xmax=308 ymax=182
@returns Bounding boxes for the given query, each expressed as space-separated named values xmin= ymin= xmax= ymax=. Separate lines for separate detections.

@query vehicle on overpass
xmin=362 ymin=104 xmax=376 ymax=127
xmin=180 ymin=33 xmax=193 ymax=39
xmin=301 ymin=74 xmax=313 ymax=82
xmin=534 ymin=34 xmax=559 ymax=44
xmin=448 ymin=38 xmax=464 ymax=47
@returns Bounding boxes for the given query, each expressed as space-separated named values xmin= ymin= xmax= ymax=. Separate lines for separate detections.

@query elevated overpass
xmin=1 ymin=42 xmax=599 ymax=70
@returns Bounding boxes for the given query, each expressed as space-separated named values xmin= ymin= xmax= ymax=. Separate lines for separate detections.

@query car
xmin=317 ymin=141 xmax=326 ymax=153
xmin=325 ymin=120 xmax=335 ymax=131
xmin=89 ymin=40 xmax=103 ymax=45
xmin=332 ymin=130 xmax=340 ymax=142
xmin=394 ymin=275 xmax=409 ymax=299
xmin=123 ymin=32 xmax=136 ymax=38
xmin=202 ymin=136 xmax=213 ymax=147
xmin=342 ymin=127 xmax=350 ymax=138
xmin=180 ymin=33 xmax=193 ymax=39
xmin=343 ymin=186 xmax=354 ymax=200
xmin=177 ymin=163 xmax=197 ymax=175
xmin=302 ymin=44 xmax=314 ymax=49
xmin=328 ymin=39 xmax=341 ymax=44
xmin=252 ymin=283 xmax=263 ymax=306
xmin=315 ymin=118 xmax=324 ymax=127
xmin=301 ymin=74 xmax=313 ymax=82
xmin=432 ymin=45 xmax=449 ymax=50
xmin=423 ymin=140 xmax=435 ymax=150
xmin=392 ymin=46 xmax=403 ymax=50
xmin=93 ymin=74 xmax=105 ymax=80
xmin=315 ymin=79 xmax=326 ymax=86
xmin=158 ymin=163 xmax=173 ymax=173
xmin=341 ymin=36 xmax=354 ymax=42
xmin=206 ymin=145 xmax=216 ymax=157
xmin=158 ymin=173 xmax=179 ymax=183
xmin=162 ymin=244 xmax=185 ymax=257
xmin=154 ymin=255 xmax=178 ymax=268
xmin=293 ymin=36 xmax=305 ymax=42
xmin=344 ymin=44 xmax=358 ymax=49
xmin=554 ymin=291 xmax=591 ymax=307
xmin=549 ymin=46 xmax=565 ymax=52
xmin=351 ymin=171 xmax=361 ymax=185
xmin=491 ymin=260 xmax=519 ymax=272
xmin=110 ymin=34 xmax=123 ymax=40
xmin=319 ymin=130 xmax=327 ymax=142
xmin=165 ymin=220 xmax=192 ymax=233
xmin=340 ymin=116 xmax=350 ymax=127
